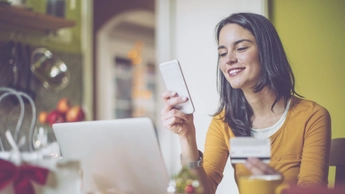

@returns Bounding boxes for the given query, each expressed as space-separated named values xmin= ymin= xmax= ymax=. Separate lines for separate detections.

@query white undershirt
xmin=251 ymin=99 xmax=291 ymax=139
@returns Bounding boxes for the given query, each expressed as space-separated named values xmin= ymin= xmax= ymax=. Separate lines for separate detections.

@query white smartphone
xmin=159 ymin=60 xmax=195 ymax=114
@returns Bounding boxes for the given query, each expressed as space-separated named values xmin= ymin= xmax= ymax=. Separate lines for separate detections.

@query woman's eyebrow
xmin=218 ymin=39 xmax=253 ymax=50
xmin=234 ymin=39 xmax=253 ymax=45
xmin=217 ymin=45 xmax=226 ymax=50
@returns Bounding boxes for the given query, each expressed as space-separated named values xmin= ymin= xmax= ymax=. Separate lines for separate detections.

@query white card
xmin=230 ymin=137 xmax=271 ymax=163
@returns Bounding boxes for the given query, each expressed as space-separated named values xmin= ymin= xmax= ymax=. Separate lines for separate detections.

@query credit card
xmin=230 ymin=137 xmax=270 ymax=163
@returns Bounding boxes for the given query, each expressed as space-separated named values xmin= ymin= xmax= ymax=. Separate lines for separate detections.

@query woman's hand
xmin=160 ymin=91 xmax=194 ymax=137
xmin=244 ymin=157 xmax=281 ymax=176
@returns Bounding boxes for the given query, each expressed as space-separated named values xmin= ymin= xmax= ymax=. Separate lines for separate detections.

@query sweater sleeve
xmin=298 ymin=105 xmax=331 ymax=187
xmin=203 ymin=113 xmax=233 ymax=193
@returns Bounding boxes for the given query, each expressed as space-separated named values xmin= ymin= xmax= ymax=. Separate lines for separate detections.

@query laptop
xmin=52 ymin=117 xmax=170 ymax=194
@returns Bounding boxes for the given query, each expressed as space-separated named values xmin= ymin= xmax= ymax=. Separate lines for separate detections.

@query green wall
xmin=0 ymin=0 xmax=82 ymax=53
xmin=269 ymin=0 xmax=345 ymax=187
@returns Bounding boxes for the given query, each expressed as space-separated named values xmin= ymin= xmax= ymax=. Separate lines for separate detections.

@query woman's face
xmin=218 ymin=24 xmax=261 ymax=91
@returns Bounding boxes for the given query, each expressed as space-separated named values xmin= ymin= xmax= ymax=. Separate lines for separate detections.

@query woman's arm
xmin=160 ymin=91 xmax=211 ymax=193
xmin=298 ymin=106 xmax=331 ymax=186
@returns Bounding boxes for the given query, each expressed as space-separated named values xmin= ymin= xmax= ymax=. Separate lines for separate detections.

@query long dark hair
xmin=214 ymin=12 xmax=299 ymax=136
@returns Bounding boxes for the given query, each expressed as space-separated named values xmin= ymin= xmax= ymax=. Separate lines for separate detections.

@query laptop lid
xmin=52 ymin=117 xmax=170 ymax=194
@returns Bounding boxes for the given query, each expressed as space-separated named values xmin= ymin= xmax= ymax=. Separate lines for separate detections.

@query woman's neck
xmin=243 ymin=87 xmax=289 ymax=128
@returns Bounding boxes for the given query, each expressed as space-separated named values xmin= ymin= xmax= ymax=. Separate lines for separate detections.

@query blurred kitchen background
xmin=0 ymin=0 xmax=344 ymax=193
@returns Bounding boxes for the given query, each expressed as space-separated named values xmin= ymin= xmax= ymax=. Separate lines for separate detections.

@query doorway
xmin=96 ymin=10 xmax=156 ymax=122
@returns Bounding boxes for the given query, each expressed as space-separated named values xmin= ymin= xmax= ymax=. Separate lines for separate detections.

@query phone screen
xmin=159 ymin=60 xmax=195 ymax=114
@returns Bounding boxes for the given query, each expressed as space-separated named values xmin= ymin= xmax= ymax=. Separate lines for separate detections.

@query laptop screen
xmin=53 ymin=117 xmax=170 ymax=194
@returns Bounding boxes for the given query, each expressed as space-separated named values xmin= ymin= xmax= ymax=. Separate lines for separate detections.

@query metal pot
xmin=30 ymin=48 xmax=70 ymax=92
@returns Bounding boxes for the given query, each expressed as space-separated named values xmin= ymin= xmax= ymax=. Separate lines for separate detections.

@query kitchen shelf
xmin=0 ymin=5 xmax=76 ymax=32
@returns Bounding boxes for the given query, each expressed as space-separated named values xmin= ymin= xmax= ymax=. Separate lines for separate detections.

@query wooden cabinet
xmin=0 ymin=5 xmax=76 ymax=32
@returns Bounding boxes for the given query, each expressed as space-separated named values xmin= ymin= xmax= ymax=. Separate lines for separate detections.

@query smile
xmin=228 ymin=68 xmax=245 ymax=76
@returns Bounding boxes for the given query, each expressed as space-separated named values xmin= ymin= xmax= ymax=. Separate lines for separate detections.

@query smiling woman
xmin=160 ymin=12 xmax=331 ymax=194
xmin=217 ymin=24 xmax=261 ymax=91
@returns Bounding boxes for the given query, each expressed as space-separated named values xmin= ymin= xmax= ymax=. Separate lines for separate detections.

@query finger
xmin=161 ymin=108 xmax=190 ymax=125
xmin=249 ymin=166 xmax=265 ymax=175
xmin=161 ymin=102 xmax=172 ymax=115
xmin=161 ymin=108 xmax=188 ymax=122
xmin=161 ymin=96 xmax=188 ymax=114
xmin=162 ymin=91 xmax=189 ymax=104
xmin=161 ymin=115 xmax=186 ymax=134
xmin=244 ymin=159 xmax=265 ymax=175
xmin=160 ymin=91 xmax=181 ymax=113
xmin=161 ymin=91 xmax=177 ymax=101
xmin=162 ymin=115 xmax=185 ymax=127
xmin=245 ymin=157 xmax=277 ymax=175
xmin=166 ymin=96 xmax=189 ymax=107
xmin=160 ymin=93 xmax=176 ymax=114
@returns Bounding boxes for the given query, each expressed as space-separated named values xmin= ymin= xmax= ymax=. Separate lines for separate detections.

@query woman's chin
xmin=229 ymin=83 xmax=242 ymax=89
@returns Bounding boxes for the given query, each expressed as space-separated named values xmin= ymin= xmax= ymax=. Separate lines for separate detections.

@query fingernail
xmin=244 ymin=161 xmax=250 ymax=168
xmin=182 ymin=97 xmax=188 ymax=101
xmin=171 ymin=92 xmax=176 ymax=96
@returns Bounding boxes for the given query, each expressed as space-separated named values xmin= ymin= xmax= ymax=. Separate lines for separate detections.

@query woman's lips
xmin=228 ymin=68 xmax=245 ymax=76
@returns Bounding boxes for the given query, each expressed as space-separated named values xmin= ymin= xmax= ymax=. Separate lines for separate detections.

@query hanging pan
xmin=30 ymin=48 xmax=70 ymax=92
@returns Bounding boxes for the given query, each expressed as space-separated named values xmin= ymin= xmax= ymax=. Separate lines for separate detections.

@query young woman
xmin=161 ymin=12 xmax=331 ymax=193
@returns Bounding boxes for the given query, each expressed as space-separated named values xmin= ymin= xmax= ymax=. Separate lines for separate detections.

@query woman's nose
xmin=226 ymin=53 xmax=238 ymax=64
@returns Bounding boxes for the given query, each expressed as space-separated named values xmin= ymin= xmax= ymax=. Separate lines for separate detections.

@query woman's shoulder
xmin=210 ymin=109 xmax=225 ymax=126
xmin=209 ymin=109 xmax=235 ymax=137
xmin=290 ymin=95 xmax=330 ymax=116
xmin=288 ymin=96 xmax=331 ymax=140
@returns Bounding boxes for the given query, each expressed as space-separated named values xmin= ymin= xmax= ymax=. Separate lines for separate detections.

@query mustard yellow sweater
xmin=203 ymin=96 xmax=331 ymax=193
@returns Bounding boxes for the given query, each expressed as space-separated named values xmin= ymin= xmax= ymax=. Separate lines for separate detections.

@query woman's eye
xmin=219 ymin=52 xmax=227 ymax=57
xmin=237 ymin=47 xmax=248 ymax=52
